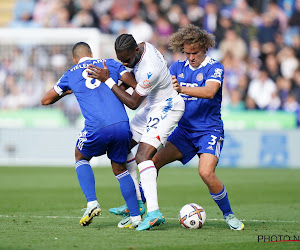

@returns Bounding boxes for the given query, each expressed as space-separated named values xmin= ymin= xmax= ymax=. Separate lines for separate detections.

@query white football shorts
xmin=130 ymin=94 xmax=185 ymax=149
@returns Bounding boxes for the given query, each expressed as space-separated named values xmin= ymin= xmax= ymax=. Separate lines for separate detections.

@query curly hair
xmin=168 ymin=24 xmax=216 ymax=53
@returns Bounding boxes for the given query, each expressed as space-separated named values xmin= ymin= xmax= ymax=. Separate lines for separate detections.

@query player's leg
xmin=75 ymin=147 xmax=101 ymax=226
xmin=109 ymin=110 xmax=147 ymax=217
xmin=198 ymin=134 xmax=244 ymax=230
xmin=107 ymin=121 xmax=142 ymax=228
xmin=118 ymin=141 xmax=182 ymax=219
xmin=135 ymin=97 xmax=184 ymax=230
xmin=108 ymin=150 xmax=146 ymax=218
xmin=198 ymin=153 xmax=223 ymax=193
xmin=111 ymin=160 xmax=142 ymax=228
xmin=126 ymin=150 xmax=146 ymax=210
xmin=153 ymin=141 xmax=183 ymax=172
xmin=135 ymin=141 xmax=183 ymax=215
xmin=134 ymin=142 xmax=165 ymax=231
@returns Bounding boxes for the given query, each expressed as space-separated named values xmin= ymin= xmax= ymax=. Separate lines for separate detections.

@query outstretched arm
xmin=41 ymin=88 xmax=72 ymax=105
xmin=172 ymin=75 xmax=220 ymax=99
xmin=87 ymin=63 xmax=144 ymax=110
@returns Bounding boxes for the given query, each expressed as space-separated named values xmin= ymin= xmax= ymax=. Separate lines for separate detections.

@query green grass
xmin=0 ymin=167 xmax=299 ymax=250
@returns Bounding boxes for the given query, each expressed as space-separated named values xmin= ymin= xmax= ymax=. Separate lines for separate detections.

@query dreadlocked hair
xmin=115 ymin=34 xmax=137 ymax=53
xmin=168 ymin=24 xmax=216 ymax=53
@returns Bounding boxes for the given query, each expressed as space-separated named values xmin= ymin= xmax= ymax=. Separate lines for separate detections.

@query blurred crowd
xmin=1 ymin=0 xmax=300 ymax=125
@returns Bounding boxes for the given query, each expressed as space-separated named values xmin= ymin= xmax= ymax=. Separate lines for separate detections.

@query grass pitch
xmin=0 ymin=166 xmax=299 ymax=250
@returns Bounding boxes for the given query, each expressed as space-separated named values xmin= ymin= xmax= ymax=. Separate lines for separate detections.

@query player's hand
xmin=87 ymin=61 xmax=110 ymax=82
xmin=172 ymin=75 xmax=181 ymax=93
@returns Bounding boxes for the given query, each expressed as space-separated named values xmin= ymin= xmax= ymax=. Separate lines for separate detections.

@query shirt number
xmin=147 ymin=117 xmax=160 ymax=129
xmin=82 ymin=69 xmax=101 ymax=89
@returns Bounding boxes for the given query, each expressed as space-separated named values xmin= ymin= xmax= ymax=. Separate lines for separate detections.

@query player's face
xmin=183 ymin=43 xmax=206 ymax=68
xmin=117 ymin=48 xmax=140 ymax=68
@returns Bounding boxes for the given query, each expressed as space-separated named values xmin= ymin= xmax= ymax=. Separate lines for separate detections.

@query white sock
xmin=138 ymin=160 xmax=159 ymax=212
xmin=127 ymin=151 xmax=142 ymax=201
xmin=87 ymin=200 xmax=99 ymax=207
xmin=130 ymin=215 xmax=141 ymax=222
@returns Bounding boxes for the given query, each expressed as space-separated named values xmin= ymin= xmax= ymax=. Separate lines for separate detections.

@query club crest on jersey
xmin=211 ymin=68 xmax=223 ymax=78
xmin=147 ymin=72 xmax=152 ymax=79
xmin=196 ymin=73 xmax=203 ymax=81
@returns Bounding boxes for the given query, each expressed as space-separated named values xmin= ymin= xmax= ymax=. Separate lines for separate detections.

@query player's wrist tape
xmin=105 ymin=78 xmax=116 ymax=89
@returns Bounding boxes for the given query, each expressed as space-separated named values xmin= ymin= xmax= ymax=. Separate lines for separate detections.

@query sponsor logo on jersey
xmin=140 ymin=79 xmax=151 ymax=89
xmin=208 ymin=58 xmax=217 ymax=65
xmin=211 ymin=68 xmax=223 ymax=78
xmin=196 ymin=73 xmax=203 ymax=81
xmin=178 ymin=73 xmax=184 ymax=78
xmin=147 ymin=72 xmax=153 ymax=79
xmin=206 ymin=145 xmax=214 ymax=150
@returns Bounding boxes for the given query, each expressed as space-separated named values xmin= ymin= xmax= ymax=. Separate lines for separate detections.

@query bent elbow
xmin=207 ymin=91 xmax=216 ymax=99
xmin=129 ymin=103 xmax=139 ymax=110
xmin=41 ymin=98 xmax=51 ymax=105
xmin=41 ymin=100 xmax=48 ymax=106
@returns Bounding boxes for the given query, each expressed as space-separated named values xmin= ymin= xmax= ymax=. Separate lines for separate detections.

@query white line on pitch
xmin=167 ymin=217 xmax=299 ymax=223
xmin=0 ymin=214 xmax=298 ymax=223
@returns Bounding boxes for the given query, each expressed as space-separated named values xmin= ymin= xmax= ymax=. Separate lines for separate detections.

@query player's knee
xmin=135 ymin=145 xmax=157 ymax=164
xmin=75 ymin=147 xmax=89 ymax=162
xmin=152 ymin=154 xmax=163 ymax=170
xmin=135 ymin=153 xmax=148 ymax=164
xmin=199 ymin=169 xmax=214 ymax=183
xmin=112 ymin=165 xmax=127 ymax=175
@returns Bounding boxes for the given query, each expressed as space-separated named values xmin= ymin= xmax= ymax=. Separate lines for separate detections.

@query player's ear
xmin=72 ymin=57 xmax=77 ymax=64
xmin=91 ymin=52 xmax=93 ymax=58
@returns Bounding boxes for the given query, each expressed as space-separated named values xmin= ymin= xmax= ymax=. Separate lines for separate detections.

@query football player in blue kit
xmin=152 ymin=24 xmax=244 ymax=230
xmin=41 ymin=42 xmax=142 ymax=228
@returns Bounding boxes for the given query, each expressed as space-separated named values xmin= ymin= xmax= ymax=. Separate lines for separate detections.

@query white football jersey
xmin=134 ymin=42 xmax=178 ymax=106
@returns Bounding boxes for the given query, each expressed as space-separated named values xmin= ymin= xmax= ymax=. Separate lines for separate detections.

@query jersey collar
xmin=78 ymin=57 xmax=93 ymax=64
xmin=184 ymin=55 xmax=211 ymax=70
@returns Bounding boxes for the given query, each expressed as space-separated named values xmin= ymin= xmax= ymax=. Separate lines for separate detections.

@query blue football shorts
xmin=76 ymin=121 xmax=132 ymax=164
xmin=167 ymin=126 xmax=224 ymax=164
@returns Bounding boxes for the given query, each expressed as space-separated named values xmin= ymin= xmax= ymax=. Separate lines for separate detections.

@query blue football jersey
xmin=55 ymin=57 xmax=129 ymax=130
xmin=169 ymin=56 xmax=224 ymax=132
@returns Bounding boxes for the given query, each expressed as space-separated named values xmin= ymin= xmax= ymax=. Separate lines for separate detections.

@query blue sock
xmin=75 ymin=160 xmax=97 ymax=202
xmin=139 ymin=180 xmax=146 ymax=203
xmin=210 ymin=185 xmax=233 ymax=218
xmin=116 ymin=170 xmax=139 ymax=216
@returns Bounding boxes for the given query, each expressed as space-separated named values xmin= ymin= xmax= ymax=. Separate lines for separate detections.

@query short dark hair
xmin=72 ymin=42 xmax=92 ymax=60
xmin=115 ymin=34 xmax=137 ymax=53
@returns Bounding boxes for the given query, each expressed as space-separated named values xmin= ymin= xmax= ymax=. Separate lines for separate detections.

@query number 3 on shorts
xmin=208 ymin=135 xmax=217 ymax=145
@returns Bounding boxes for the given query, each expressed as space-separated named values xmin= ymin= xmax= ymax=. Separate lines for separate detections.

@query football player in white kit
xmin=87 ymin=34 xmax=185 ymax=231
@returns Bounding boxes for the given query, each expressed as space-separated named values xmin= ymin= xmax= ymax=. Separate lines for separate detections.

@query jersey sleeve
xmin=54 ymin=71 xmax=70 ymax=96
xmin=206 ymin=63 xmax=224 ymax=85
xmin=169 ymin=61 xmax=179 ymax=76
xmin=135 ymin=67 xmax=159 ymax=96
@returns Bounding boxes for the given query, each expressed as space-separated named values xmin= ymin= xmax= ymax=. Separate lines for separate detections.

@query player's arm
xmin=172 ymin=76 xmax=220 ymax=99
xmin=87 ymin=63 xmax=144 ymax=110
xmin=120 ymin=71 xmax=137 ymax=89
xmin=41 ymin=88 xmax=72 ymax=105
